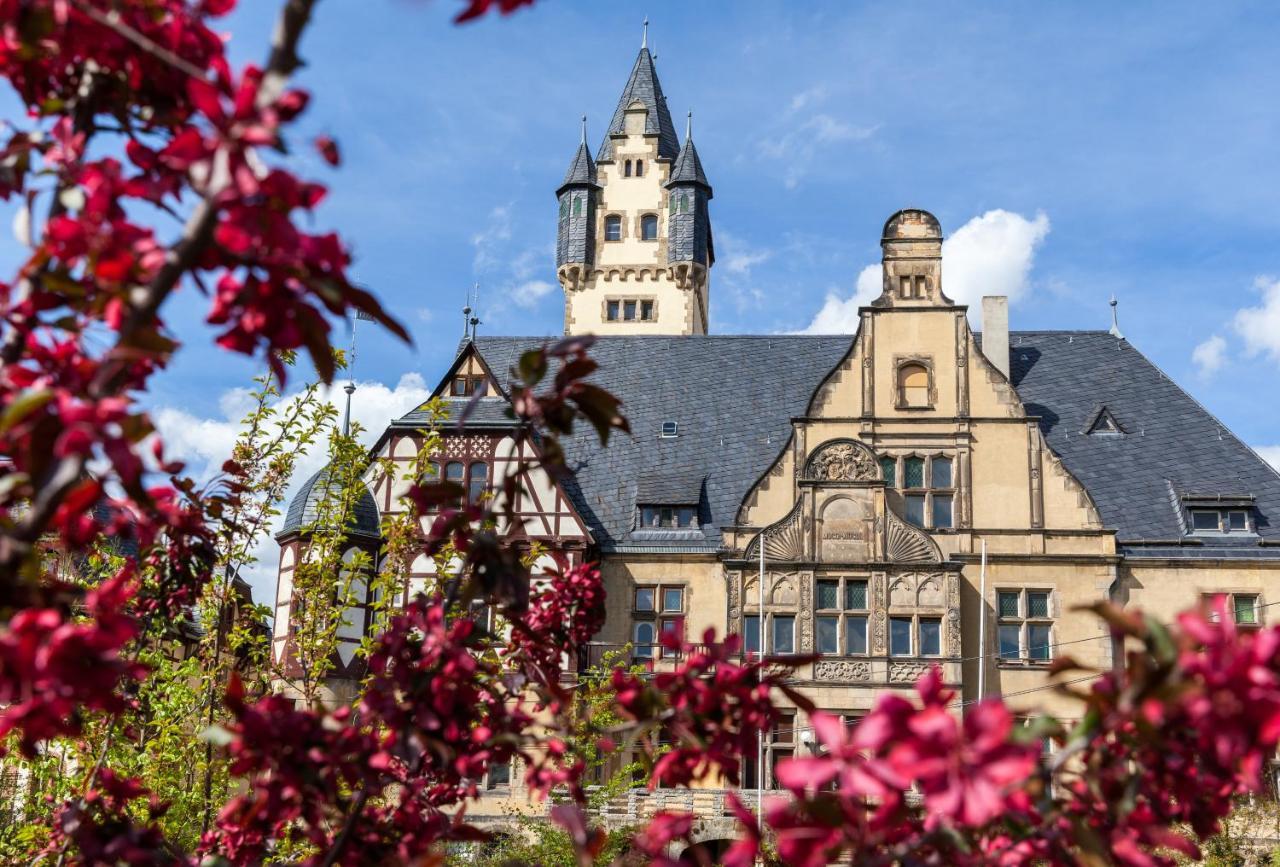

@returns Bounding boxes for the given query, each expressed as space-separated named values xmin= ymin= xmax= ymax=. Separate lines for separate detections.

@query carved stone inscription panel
xmin=819 ymin=493 xmax=874 ymax=562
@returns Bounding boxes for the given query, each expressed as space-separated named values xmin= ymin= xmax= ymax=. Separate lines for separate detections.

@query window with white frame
xmin=997 ymin=589 xmax=1053 ymax=662
xmin=815 ymin=577 xmax=869 ymax=655
xmin=1188 ymin=508 xmax=1252 ymax=535
xmin=1203 ymin=592 xmax=1262 ymax=629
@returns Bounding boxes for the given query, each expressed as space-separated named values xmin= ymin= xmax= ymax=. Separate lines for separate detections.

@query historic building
xmin=272 ymin=36 xmax=1280 ymax=840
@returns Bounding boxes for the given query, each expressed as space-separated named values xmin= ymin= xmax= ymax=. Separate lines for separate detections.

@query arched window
xmin=640 ymin=214 xmax=658 ymax=241
xmin=572 ymin=196 xmax=581 ymax=217
xmin=604 ymin=214 xmax=622 ymax=241
xmin=633 ymin=621 xmax=656 ymax=658
xmin=635 ymin=159 xmax=644 ymax=177
xmin=679 ymin=193 xmax=689 ymax=214
xmin=897 ymin=363 xmax=930 ymax=408
xmin=558 ymin=198 xmax=568 ymax=219
xmin=467 ymin=463 xmax=488 ymax=504
xmin=444 ymin=462 xmax=464 ymax=487
xmin=624 ymin=160 xmax=632 ymax=177
xmin=669 ymin=192 xmax=677 ymax=212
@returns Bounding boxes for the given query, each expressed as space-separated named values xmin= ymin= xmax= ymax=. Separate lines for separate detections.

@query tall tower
xmin=557 ymin=34 xmax=714 ymax=336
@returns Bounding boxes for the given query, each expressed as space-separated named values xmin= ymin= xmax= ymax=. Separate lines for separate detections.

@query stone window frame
xmin=1200 ymin=590 xmax=1265 ymax=629
xmin=603 ymin=295 xmax=657 ymax=323
xmin=813 ymin=575 xmax=871 ymax=657
xmin=894 ymin=355 xmax=936 ymax=410
xmin=635 ymin=211 xmax=660 ymax=241
xmin=886 ymin=574 xmax=949 ymax=661
xmin=743 ymin=709 xmax=796 ymax=790
xmin=880 ymin=451 xmax=956 ymax=530
xmin=994 ymin=587 xmax=1056 ymax=666
xmin=603 ymin=212 xmax=624 ymax=242
xmin=633 ymin=583 xmax=686 ymax=660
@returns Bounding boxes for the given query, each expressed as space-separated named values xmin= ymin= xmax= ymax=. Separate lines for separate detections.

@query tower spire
xmin=685 ymin=110 xmax=692 ymax=142
xmin=641 ymin=16 xmax=648 ymax=49
xmin=580 ymin=114 xmax=587 ymax=145
xmin=1109 ymin=295 xmax=1125 ymax=340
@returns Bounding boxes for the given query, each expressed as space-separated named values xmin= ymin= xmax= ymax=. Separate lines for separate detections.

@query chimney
xmin=981 ymin=296 xmax=1010 ymax=379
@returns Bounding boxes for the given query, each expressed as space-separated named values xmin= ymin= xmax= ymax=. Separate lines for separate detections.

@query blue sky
xmin=7 ymin=1 xmax=1280 ymax=598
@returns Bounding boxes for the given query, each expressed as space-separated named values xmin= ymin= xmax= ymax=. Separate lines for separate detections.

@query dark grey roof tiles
xmin=597 ymin=48 xmax=680 ymax=163
xmin=1002 ymin=331 xmax=1280 ymax=545
xmin=280 ymin=466 xmax=380 ymax=540
xmin=637 ymin=473 xmax=704 ymax=504
xmin=403 ymin=332 xmax=1280 ymax=561
xmin=470 ymin=335 xmax=852 ymax=552
xmin=668 ymin=136 xmax=710 ymax=190
xmin=559 ymin=142 xmax=597 ymax=191
xmin=396 ymin=396 xmax=514 ymax=430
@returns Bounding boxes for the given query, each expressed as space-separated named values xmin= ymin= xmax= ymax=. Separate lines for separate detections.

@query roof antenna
xmin=342 ymin=311 xmax=373 ymax=437
xmin=641 ymin=16 xmax=648 ymax=49
xmin=1109 ymin=295 xmax=1125 ymax=340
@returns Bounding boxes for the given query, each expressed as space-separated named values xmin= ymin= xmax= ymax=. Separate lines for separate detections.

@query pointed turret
xmin=556 ymin=116 xmax=599 ymax=282
xmin=666 ymin=112 xmax=714 ymax=280
xmin=597 ymin=45 xmax=679 ymax=163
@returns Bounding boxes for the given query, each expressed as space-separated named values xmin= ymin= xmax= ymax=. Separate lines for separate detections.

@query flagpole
xmin=757 ymin=526 xmax=765 ymax=835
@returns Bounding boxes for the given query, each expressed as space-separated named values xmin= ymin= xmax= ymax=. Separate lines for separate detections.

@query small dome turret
xmin=277 ymin=466 xmax=380 ymax=541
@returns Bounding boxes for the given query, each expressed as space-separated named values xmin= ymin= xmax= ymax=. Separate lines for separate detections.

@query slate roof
xmin=999 ymin=330 xmax=1280 ymax=553
xmin=668 ymin=136 xmax=710 ymax=190
xmin=558 ymin=142 xmax=597 ymax=192
xmin=279 ymin=466 xmax=380 ymax=540
xmin=597 ymin=48 xmax=680 ymax=163
xmin=393 ymin=333 xmax=1280 ymax=561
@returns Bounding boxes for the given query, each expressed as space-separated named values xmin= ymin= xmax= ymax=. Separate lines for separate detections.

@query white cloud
xmin=1256 ymin=445 xmax=1280 ymax=473
xmin=151 ymin=372 xmax=432 ymax=603
xmin=1233 ymin=276 xmax=1280 ymax=364
xmin=717 ymin=228 xmax=773 ymax=277
xmin=471 ymin=204 xmax=513 ymax=273
xmin=799 ymin=265 xmax=881 ymax=334
xmin=758 ymin=104 xmax=879 ymax=189
xmin=940 ymin=210 xmax=1051 ymax=307
xmin=1191 ymin=334 xmax=1228 ymax=378
xmin=508 ymin=279 xmax=555 ymax=309
xmin=799 ymin=210 xmax=1051 ymax=333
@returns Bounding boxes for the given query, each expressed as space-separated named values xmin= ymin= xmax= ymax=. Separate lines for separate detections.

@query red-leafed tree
xmin=3 ymin=2 xmax=1280 ymax=866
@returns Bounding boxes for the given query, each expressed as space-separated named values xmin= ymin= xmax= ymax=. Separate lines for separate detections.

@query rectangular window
xmin=662 ymin=588 xmax=683 ymax=613
xmin=1191 ymin=510 xmax=1220 ymax=532
xmin=623 ymin=300 xmax=637 ymax=321
xmin=904 ymin=457 xmax=926 ymax=488
xmin=817 ymin=615 xmax=839 ymax=654
xmin=919 ymin=618 xmax=942 ymax=656
xmin=817 ymin=580 xmax=840 ymax=609
xmin=773 ymin=615 xmax=795 ymax=654
xmin=932 ymin=494 xmax=953 ymax=529
xmin=1235 ymin=594 xmax=1259 ymax=626
xmin=931 ymin=457 xmax=952 ymax=488
xmin=890 ymin=617 xmax=912 ymax=657
xmin=845 ymin=580 xmax=867 ymax=610
xmin=634 ymin=588 xmax=655 ymax=612
xmin=640 ymin=300 xmax=654 ymax=321
xmin=997 ymin=588 xmax=1055 ymax=663
xmin=846 ymin=615 xmax=868 ymax=654
xmin=905 ymin=494 xmax=926 ymax=527
xmin=486 ymin=759 xmax=511 ymax=789
xmin=1228 ymin=510 xmax=1248 ymax=531
xmin=744 ymin=615 xmax=760 ymax=655
xmin=606 ymin=300 xmax=620 ymax=321
xmin=880 ymin=456 xmax=897 ymax=488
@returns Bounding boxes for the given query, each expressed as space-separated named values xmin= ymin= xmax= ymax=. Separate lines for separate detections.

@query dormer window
xmin=604 ymin=214 xmax=622 ymax=241
xmin=640 ymin=505 xmax=697 ymax=529
xmin=451 ymin=375 xmax=488 ymax=397
xmin=1181 ymin=494 xmax=1256 ymax=536
xmin=1189 ymin=509 xmax=1251 ymax=534
xmin=641 ymin=214 xmax=658 ymax=241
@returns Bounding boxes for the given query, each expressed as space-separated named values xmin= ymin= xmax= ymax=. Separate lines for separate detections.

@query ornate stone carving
xmin=889 ymin=662 xmax=932 ymax=684
xmin=889 ymin=576 xmax=915 ymax=607
xmin=872 ymin=573 xmax=887 ymax=654
xmin=805 ymin=439 xmax=880 ymax=482
xmin=799 ymin=573 xmax=813 ymax=652
xmin=814 ymin=660 xmax=870 ymax=682
xmin=946 ymin=572 xmax=962 ymax=656
xmin=917 ymin=574 xmax=944 ymax=607
xmin=727 ymin=570 xmax=742 ymax=628
xmin=745 ymin=499 xmax=805 ymax=562
xmin=885 ymin=509 xmax=942 ymax=564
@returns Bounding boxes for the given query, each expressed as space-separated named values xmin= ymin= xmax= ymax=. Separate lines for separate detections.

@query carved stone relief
xmin=727 ymin=570 xmax=742 ymax=630
xmin=814 ymin=660 xmax=871 ymax=682
xmin=799 ymin=572 xmax=814 ymax=652
xmin=770 ymin=574 xmax=798 ymax=606
xmin=745 ymin=499 xmax=806 ymax=562
xmin=889 ymin=576 xmax=915 ymax=608
xmin=946 ymin=572 xmax=962 ymax=656
xmin=871 ymin=573 xmax=887 ymax=654
xmin=917 ymin=575 xmax=944 ymax=607
xmin=885 ymin=508 xmax=942 ymax=564
xmin=889 ymin=661 xmax=932 ymax=684
xmin=805 ymin=439 xmax=879 ymax=482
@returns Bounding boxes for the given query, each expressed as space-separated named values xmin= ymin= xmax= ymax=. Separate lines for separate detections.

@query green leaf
xmin=0 ymin=388 xmax=53 ymax=434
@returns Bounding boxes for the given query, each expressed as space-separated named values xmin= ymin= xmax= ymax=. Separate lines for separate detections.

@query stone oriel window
xmin=815 ymin=577 xmax=869 ymax=655
xmin=604 ymin=214 xmax=622 ymax=241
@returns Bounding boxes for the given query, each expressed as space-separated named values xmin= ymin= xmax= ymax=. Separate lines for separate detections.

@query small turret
xmin=665 ymin=112 xmax=713 ymax=294
xmin=556 ymin=116 xmax=599 ymax=293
